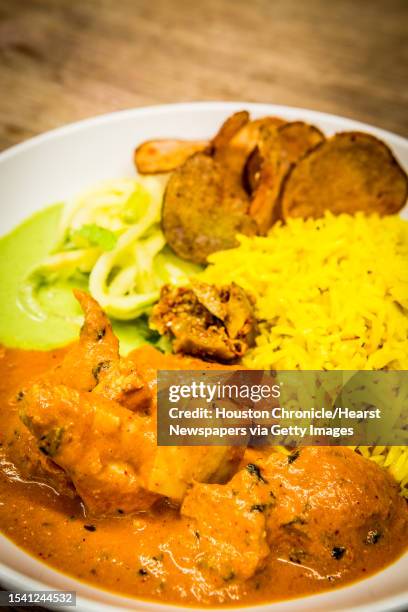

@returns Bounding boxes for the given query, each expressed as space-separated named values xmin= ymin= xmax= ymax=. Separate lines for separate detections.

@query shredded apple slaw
xmin=20 ymin=177 xmax=201 ymax=321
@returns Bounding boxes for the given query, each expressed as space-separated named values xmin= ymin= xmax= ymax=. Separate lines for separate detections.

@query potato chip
xmin=210 ymin=110 xmax=250 ymax=154
xmin=217 ymin=116 xmax=285 ymax=186
xmin=134 ymin=139 xmax=208 ymax=174
xmin=281 ymin=132 xmax=408 ymax=219
xmin=249 ymin=122 xmax=324 ymax=232
xmin=162 ymin=153 xmax=256 ymax=264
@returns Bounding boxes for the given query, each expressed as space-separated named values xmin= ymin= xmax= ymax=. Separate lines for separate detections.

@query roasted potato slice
xmin=249 ymin=122 xmax=325 ymax=233
xmin=210 ymin=110 xmax=250 ymax=154
xmin=134 ymin=139 xmax=208 ymax=174
xmin=134 ymin=111 xmax=250 ymax=175
xmin=162 ymin=152 xmax=256 ymax=264
xmin=134 ymin=112 xmax=284 ymax=178
xmin=281 ymin=131 xmax=408 ymax=219
xmin=210 ymin=114 xmax=286 ymax=227
xmin=216 ymin=116 xmax=285 ymax=185
xmin=230 ymin=116 xmax=285 ymax=152
xmin=161 ymin=113 xmax=288 ymax=263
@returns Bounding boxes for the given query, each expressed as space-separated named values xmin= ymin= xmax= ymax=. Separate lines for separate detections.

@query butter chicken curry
xmin=0 ymin=291 xmax=406 ymax=607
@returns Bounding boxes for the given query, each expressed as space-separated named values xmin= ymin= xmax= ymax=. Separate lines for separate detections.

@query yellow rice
xmin=202 ymin=212 xmax=408 ymax=495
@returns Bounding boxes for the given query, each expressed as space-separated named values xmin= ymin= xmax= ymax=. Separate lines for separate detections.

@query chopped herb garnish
xmin=96 ymin=327 xmax=106 ymax=341
xmin=289 ymin=550 xmax=306 ymax=564
xmin=39 ymin=427 xmax=64 ymax=457
xmin=84 ymin=524 xmax=96 ymax=532
xmin=92 ymin=360 xmax=111 ymax=382
xmin=288 ymin=449 xmax=300 ymax=464
xmin=223 ymin=570 xmax=236 ymax=582
xmin=331 ymin=546 xmax=346 ymax=560
xmin=246 ymin=463 xmax=268 ymax=483
xmin=71 ymin=224 xmax=118 ymax=251
xmin=283 ymin=516 xmax=306 ymax=528
xmin=121 ymin=186 xmax=151 ymax=224
xmin=366 ymin=529 xmax=381 ymax=544
xmin=138 ymin=568 xmax=148 ymax=576
xmin=250 ymin=504 xmax=267 ymax=513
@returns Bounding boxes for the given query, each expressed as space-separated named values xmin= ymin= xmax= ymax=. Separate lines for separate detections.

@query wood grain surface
xmin=0 ymin=0 xmax=407 ymax=152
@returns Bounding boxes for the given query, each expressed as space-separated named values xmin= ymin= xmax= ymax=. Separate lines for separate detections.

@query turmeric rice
xmin=203 ymin=211 xmax=408 ymax=495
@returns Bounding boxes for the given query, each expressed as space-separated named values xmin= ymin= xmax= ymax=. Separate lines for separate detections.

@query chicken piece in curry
xmin=16 ymin=291 xmax=241 ymax=513
xmin=0 ymin=291 xmax=407 ymax=607
xmin=182 ymin=446 xmax=407 ymax=587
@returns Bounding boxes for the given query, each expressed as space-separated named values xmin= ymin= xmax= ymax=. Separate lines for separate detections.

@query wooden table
xmin=0 ymin=0 xmax=407 ymax=153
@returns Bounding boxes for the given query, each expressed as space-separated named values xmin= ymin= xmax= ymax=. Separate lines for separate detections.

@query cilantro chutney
xmin=0 ymin=205 xmax=152 ymax=354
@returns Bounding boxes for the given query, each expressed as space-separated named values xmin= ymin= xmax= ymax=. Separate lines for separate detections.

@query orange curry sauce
xmin=0 ymin=346 xmax=407 ymax=607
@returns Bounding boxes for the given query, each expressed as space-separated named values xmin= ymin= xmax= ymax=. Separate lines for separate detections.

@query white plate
xmin=0 ymin=102 xmax=407 ymax=611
